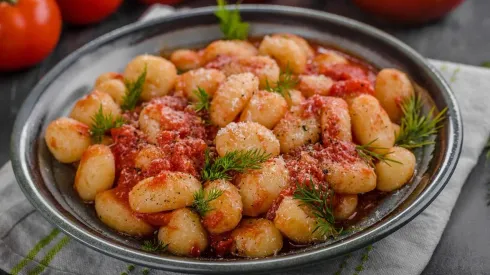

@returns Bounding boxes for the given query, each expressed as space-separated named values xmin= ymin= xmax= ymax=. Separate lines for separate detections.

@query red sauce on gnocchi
xmin=45 ymin=34 xmax=418 ymax=259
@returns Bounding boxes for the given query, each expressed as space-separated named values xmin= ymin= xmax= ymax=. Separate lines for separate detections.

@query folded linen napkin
xmin=1 ymin=5 xmax=490 ymax=275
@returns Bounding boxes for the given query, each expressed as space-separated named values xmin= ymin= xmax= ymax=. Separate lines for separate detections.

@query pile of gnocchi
xmin=44 ymin=34 xmax=420 ymax=259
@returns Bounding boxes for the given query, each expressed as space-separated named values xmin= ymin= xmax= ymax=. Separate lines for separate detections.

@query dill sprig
xmin=141 ymin=239 xmax=168 ymax=253
xmin=90 ymin=105 xmax=125 ymax=143
xmin=395 ymin=95 xmax=447 ymax=149
xmin=192 ymin=188 xmax=224 ymax=216
xmin=201 ymin=149 xmax=271 ymax=181
xmin=121 ymin=65 xmax=147 ymax=111
xmin=193 ymin=86 xmax=211 ymax=112
xmin=265 ymin=65 xmax=298 ymax=98
xmin=293 ymin=181 xmax=341 ymax=237
xmin=356 ymin=139 xmax=403 ymax=167
xmin=215 ymin=0 xmax=249 ymax=40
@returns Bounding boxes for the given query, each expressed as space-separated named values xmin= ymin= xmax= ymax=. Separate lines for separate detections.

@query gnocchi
xmin=45 ymin=118 xmax=91 ymax=163
xmin=124 ymin=54 xmax=177 ymax=101
xmin=258 ymin=35 xmax=307 ymax=74
xmin=170 ymin=49 xmax=202 ymax=72
xmin=235 ymin=157 xmax=288 ymax=216
xmin=350 ymin=94 xmax=395 ymax=151
xmin=375 ymin=68 xmax=414 ymax=122
xmin=274 ymin=197 xmax=325 ymax=243
xmin=239 ymin=90 xmax=288 ymax=129
xmin=376 ymin=147 xmax=416 ymax=192
xmin=44 ymin=33 xmax=438 ymax=259
xmin=175 ymin=68 xmax=226 ymax=102
xmin=70 ymin=90 xmax=121 ymax=126
xmin=210 ymin=73 xmax=258 ymax=127
xmin=74 ymin=144 xmax=115 ymax=201
xmin=158 ymin=208 xmax=208 ymax=256
xmin=201 ymin=180 xmax=242 ymax=234
xmin=128 ymin=172 xmax=201 ymax=213
xmin=216 ymin=122 xmax=280 ymax=157
xmin=231 ymin=219 xmax=283 ymax=258
xmin=95 ymin=189 xmax=154 ymax=236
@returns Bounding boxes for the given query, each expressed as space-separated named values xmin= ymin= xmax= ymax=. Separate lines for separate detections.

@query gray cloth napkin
xmin=2 ymin=6 xmax=490 ymax=275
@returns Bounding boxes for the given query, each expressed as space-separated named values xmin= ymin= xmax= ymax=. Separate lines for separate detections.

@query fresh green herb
xmin=142 ymin=268 xmax=150 ymax=275
xmin=127 ymin=265 xmax=135 ymax=272
xmin=121 ymin=272 xmax=128 ymax=275
xmin=141 ymin=240 xmax=168 ymax=253
xmin=215 ymin=0 xmax=249 ymax=40
xmin=356 ymin=139 xmax=402 ymax=167
xmin=193 ymin=86 xmax=211 ymax=112
xmin=395 ymin=95 xmax=447 ymax=149
xmin=121 ymin=65 xmax=147 ymax=111
xmin=481 ymin=61 xmax=490 ymax=68
xmin=293 ymin=181 xmax=341 ymax=237
xmin=89 ymin=105 xmax=125 ymax=143
xmin=265 ymin=65 xmax=298 ymax=98
xmin=192 ymin=188 xmax=224 ymax=216
xmin=201 ymin=149 xmax=271 ymax=181
xmin=450 ymin=67 xmax=460 ymax=83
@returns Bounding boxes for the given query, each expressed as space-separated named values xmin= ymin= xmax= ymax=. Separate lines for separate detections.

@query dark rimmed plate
xmin=10 ymin=5 xmax=462 ymax=274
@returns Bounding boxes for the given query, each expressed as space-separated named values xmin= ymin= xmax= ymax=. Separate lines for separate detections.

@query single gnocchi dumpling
xmin=124 ymin=54 xmax=177 ymax=101
xmin=320 ymin=97 xmax=352 ymax=143
xmin=221 ymin=56 xmax=281 ymax=89
xmin=323 ymin=158 xmax=377 ymax=194
xmin=95 ymin=72 xmax=122 ymax=87
xmin=375 ymin=68 xmax=414 ymax=122
xmin=273 ymin=113 xmax=320 ymax=153
xmin=95 ymin=189 xmax=154 ymax=236
xmin=174 ymin=68 xmax=226 ymax=102
xmin=239 ymin=90 xmax=288 ymax=129
xmin=170 ymin=49 xmax=202 ymax=72
xmin=350 ymin=94 xmax=395 ymax=152
xmin=202 ymin=40 xmax=258 ymax=64
xmin=333 ymin=194 xmax=358 ymax=220
xmin=210 ymin=73 xmax=258 ymax=127
xmin=296 ymin=75 xmax=334 ymax=98
xmin=376 ymin=146 xmax=416 ymax=192
xmin=134 ymin=144 xmax=164 ymax=171
xmin=44 ymin=117 xmax=91 ymax=163
xmin=258 ymin=35 xmax=307 ymax=74
xmin=74 ymin=144 xmax=115 ymax=201
xmin=231 ymin=218 xmax=283 ymax=258
xmin=128 ymin=172 xmax=201 ymax=213
xmin=69 ymin=90 xmax=121 ymax=126
xmin=158 ymin=208 xmax=208 ymax=257
xmin=279 ymin=33 xmax=315 ymax=58
xmin=273 ymin=196 xmax=325 ymax=244
xmin=201 ymin=180 xmax=243 ymax=234
xmin=215 ymin=122 xmax=280 ymax=157
xmin=96 ymin=79 xmax=126 ymax=105
xmin=235 ymin=157 xmax=288 ymax=216
xmin=313 ymin=51 xmax=348 ymax=72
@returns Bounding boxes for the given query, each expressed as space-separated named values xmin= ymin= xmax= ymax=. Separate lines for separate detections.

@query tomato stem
xmin=0 ymin=0 xmax=18 ymax=4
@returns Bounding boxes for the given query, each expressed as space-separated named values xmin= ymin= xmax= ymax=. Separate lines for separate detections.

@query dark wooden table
xmin=1 ymin=0 xmax=489 ymax=274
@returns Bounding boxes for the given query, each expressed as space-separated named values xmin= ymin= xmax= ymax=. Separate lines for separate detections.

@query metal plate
xmin=10 ymin=5 xmax=462 ymax=274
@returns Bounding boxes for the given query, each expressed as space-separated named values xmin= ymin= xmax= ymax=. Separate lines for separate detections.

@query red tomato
xmin=354 ymin=0 xmax=465 ymax=24
xmin=139 ymin=0 xmax=184 ymax=5
xmin=0 ymin=0 xmax=62 ymax=71
xmin=56 ymin=0 xmax=122 ymax=25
